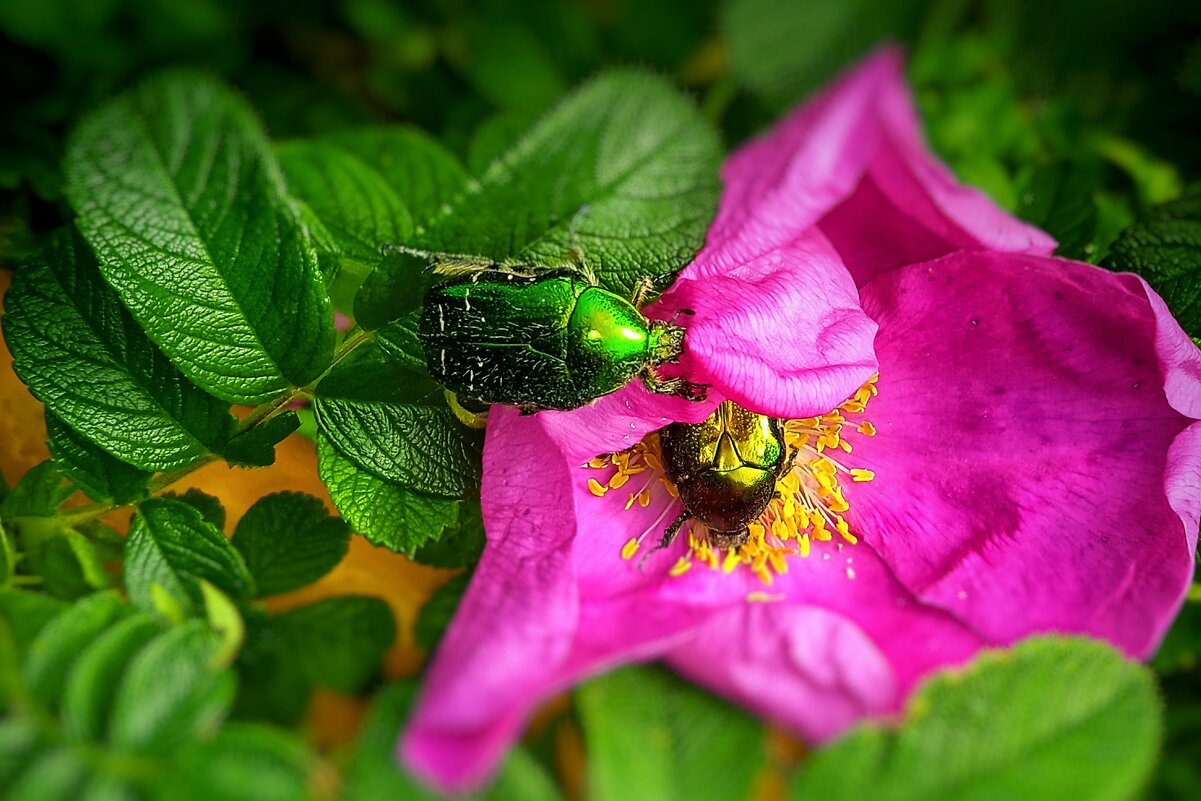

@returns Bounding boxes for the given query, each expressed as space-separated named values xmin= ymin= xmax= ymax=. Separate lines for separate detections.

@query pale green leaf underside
xmin=412 ymin=70 xmax=721 ymax=297
xmin=789 ymin=637 xmax=1161 ymax=801
xmin=3 ymin=231 xmax=234 ymax=472
xmin=64 ymin=69 xmax=334 ymax=403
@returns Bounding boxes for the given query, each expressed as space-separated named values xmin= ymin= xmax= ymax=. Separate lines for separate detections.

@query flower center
xmin=585 ymin=375 xmax=878 ymax=585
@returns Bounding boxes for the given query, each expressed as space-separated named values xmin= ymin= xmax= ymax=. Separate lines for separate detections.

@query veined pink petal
xmin=844 ymin=251 xmax=1199 ymax=657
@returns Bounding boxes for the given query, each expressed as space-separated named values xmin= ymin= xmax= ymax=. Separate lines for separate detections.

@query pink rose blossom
xmin=401 ymin=48 xmax=1201 ymax=792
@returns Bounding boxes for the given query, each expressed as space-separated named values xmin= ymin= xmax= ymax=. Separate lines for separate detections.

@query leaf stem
xmin=56 ymin=330 xmax=373 ymax=527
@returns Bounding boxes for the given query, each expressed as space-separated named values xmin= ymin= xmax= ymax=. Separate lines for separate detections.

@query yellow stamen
xmin=850 ymin=469 xmax=875 ymax=482
xmin=621 ymin=538 xmax=639 ymax=560
xmin=587 ymin=478 xmax=607 ymax=497
xmin=669 ymin=558 xmax=692 ymax=576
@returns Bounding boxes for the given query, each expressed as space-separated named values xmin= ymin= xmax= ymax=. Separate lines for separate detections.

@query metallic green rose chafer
xmin=655 ymin=401 xmax=789 ymax=552
xmin=418 ymin=263 xmax=707 ymax=412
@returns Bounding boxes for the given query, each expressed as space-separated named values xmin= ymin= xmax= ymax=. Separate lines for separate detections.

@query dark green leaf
xmin=124 ymin=499 xmax=255 ymax=615
xmin=1018 ymin=161 xmax=1102 ymax=262
xmin=277 ymin=141 xmax=413 ymax=266
xmin=61 ymin=613 xmax=162 ymax=741
xmin=0 ymin=718 xmax=45 ymax=792
xmin=315 ymin=361 xmax=481 ymax=498
xmin=108 ymin=620 xmax=235 ymax=752
xmin=232 ymin=608 xmax=311 ymax=727
xmin=64 ymin=69 xmax=335 ymax=403
xmin=578 ymin=664 xmax=765 ymax=801
xmin=374 ymin=310 xmax=427 ymax=372
xmin=410 ymin=70 xmax=721 ymax=297
xmin=272 ymin=595 xmax=395 ymax=694
xmin=468 ymin=111 xmax=537 ymax=175
xmin=412 ymin=498 xmax=485 ymax=568
xmin=22 ymin=590 xmax=129 ymax=709
xmin=788 ymin=637 xmax=1160 ymax=801
xmin=414 ymin=571 xmax=472 ymax=651
xmin=465 ymin=23 xmax=568 ymax=114
xmin=45 ymin=412 xmax=151 ymax=505
xmin=317 ymin=434 xmax=460 ymax=554
xmin=0 ymin=461 xmax=74 ymax=518
xmin=324 ymin=127 xmax=468 ymax=224
xmin=1105 ymin=185 xmax=1201 ymax=337
xmin=231 ymin=491 xmax=350 ymax=596
xmin=1 ymin=230 xmax=235 ymax=471
xmin=342 ymin=681 xmax=441 ymax=801
xmin=160 ymin=489 xmax=227 ymax=532
xmin=723 ymin=0 xmax=920 ymax=105
xmin=487 ymin=748 xmax=566 ymax=801
xmin=222 ymin=412 xmax=301 ymax=468
xmin=353 ymin=254 xmax=427 ymax=333
xmin=161 ymin=723 xmax=316 ymax=801
xmin=1155 ymin=598 xmax=1201 ymax=674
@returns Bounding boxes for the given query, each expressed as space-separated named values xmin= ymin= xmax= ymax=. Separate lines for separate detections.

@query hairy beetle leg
xmin=638 ymin=509 xmax=691 ymax=571
xmin=642 ymin=367 xmax=709 ymax=402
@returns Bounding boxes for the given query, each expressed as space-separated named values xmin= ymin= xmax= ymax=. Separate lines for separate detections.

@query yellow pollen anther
xmin=587 ymin=478 xmax=607 ymax=497
xmin=669 ymin=558 xmax=693 ymax=576
xmin=857 ymin=421 xmax=877 ymax=436
xmin=851 ymin=469 xmax=875 ymax=482
xmin=621 ymin=538 xmax=639 ymax=560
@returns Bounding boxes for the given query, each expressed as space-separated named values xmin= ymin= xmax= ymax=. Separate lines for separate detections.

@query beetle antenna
xmin=638 ymin=510 xmax=690 ymax=571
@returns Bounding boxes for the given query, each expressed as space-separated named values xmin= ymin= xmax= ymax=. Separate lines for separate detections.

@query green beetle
xmin=417 ymin=258 xmax=707 ymax=412
xmin=654 ymin=401 xmax=789 ymax=554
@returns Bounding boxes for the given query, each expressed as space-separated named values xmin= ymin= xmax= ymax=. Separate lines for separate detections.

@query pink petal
xmin=662 ymin=228 xmax=878 ymax=420
xmin=845 ymin=251 xmax=1199 ymax=658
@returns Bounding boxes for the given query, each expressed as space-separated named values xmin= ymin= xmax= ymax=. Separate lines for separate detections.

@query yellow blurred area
xmin=0 ymin=269 xmax=455 ymax=747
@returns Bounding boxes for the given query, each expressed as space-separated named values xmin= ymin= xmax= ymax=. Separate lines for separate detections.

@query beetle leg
xmin=629 ymin=275 xmax=657 ymax=308
xmin=643 ymin=367 xmax=709 ymax=402
xmin=517 ymin=403 xmax=542 ymax=416
xmin=639 ymin=509 xmax=691 ymax=571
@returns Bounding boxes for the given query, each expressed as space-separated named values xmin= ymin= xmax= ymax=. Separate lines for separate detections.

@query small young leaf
xmin=160 ymin=723 xmax=317 ymax=801
xmin=2 ymin=230 xmax=235 ymax=471
xmin=272 ymin=595 xmax=395 ymax=693
xmin=277 ymin=141 xmax=413 ymax=268
xmin=200 ymin=580 xmax=245 ymax=670
xmin=108 ymin=620 xmax=236 ymax=753
xmin=0 ymin=717 xmax=45 ymax=791
xmin=45 ymin=412 xmax=151 ymax=505
xmin=64 ymin=69 xmax=335 ymax=403
xmin=410 ymin=70 xmax=721 ymax=297
xmin=578 ymin=664 xmax=765 ymax=801
xmin=60 ymin=613 xmax=162 ymax=742
xmin=22 ymin=590 xmax=129 ymax=709
xmin=353 ymin=253 xmax=428 ymax=333
xmin=414 ymin=571 xmax=472 ymax=651
xmin=222 ymin=412 xmax=301 ymax=468
xmin=0 ymin=461 xmax=74 ymax=518
xmin=1105 ymin=185 xmax=1201 ymax=337
xmin=788 ymin=636 xmax=1161 ymax=801
xmin=317 ymin=435 xmax=460 ymax=554
xmin=314 ymin=361 xmax=482 ymax=498
xmin=160 ymin=488 xmax=227 ymax=532
xmin=0 ymin=589 xmax=67 ymax=655
xmin=124 ymin=499 xmax=255 ymax=615
xmin=4 ymin=747 xmax=88 ymax=801
xmin=323 ymin=127 xmax=468 ymax=224
xmin=231 ymin=491 xmax=350 ymax=596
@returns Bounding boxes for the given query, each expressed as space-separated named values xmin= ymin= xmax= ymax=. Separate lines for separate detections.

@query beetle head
xmin=647 ymin=320 xmax=686 ymax=366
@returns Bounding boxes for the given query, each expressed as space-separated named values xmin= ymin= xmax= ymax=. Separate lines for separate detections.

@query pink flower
xmin=401 ymin=49 xmax=1201 ymax=792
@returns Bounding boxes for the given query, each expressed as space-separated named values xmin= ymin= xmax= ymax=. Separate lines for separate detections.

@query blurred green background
xmin=2 ymin=1 xmax=1200 ymax=799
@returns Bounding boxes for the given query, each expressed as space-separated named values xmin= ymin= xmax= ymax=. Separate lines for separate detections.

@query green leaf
xmin=1105 ymin=185 xmax=1201 ymax=337
xmin=0 ymin=461 xmax=74 ymax=518
xmin=231 ymin=491 xmax=350 ymax=596
xmin=1154 ymin=597 xmax=1201 ymax=673
xmin=1 ymin=230 xmax=235 ymax=471
xmin=412 ymin=498 xmax=485 ymax=568
xmin=271 ymin=595 xmax=395 ymax=693
xmin=317 ymin=434 xmax=461 ymax=554
xmin=1017 ymin=161 xmax=1102 ymax=262
xmin=124 ymin=499 xmax=255 ymax=615
xmin=160 ymin=488 xmax=227 ymax=532
xmin=108 ymin=620 xmax=236 ymax=752
xmin=4 ymin=748 xmax=88 ymax=801
xmin=315 ymin=361 xmax=482 ymax=498
xmin=64 ymin=69 xmax=335 ymax=403
xmin=45 ymin=412 xmax=151 ymax=505
xmin=0 ymin=589 xmax=67 ymax=654
xmin=578 ymin=664 xmax=765 ymax=801
xmin=200 ymin=580 xmax=245 ymax=671
xmin=323 ymin=127 xmax=468 ymax=224
xmin=222 ymin=412 xmax=301 ymax=467
xmin=487 ymin=748 xmax=566 ymax=801
xmin=0 ymin=717 xmax=45 ymax=792
xmin=788 ymin=636 xmax=1161 ymax=801
xmin=22 ymin=590 xmax=129 ymax=709
xmin=353 ymin=254 xmax=427 ymax=333
xmin=410 ymin=70 xmax=721 ymax=297
xmin=160 ymin=723 xmax=316 ymax=801
xmin=277 ymin=141 xmax=413 ymax=267
xmin=468 ymin=111 xmax=537 ymax=175
xmin=232 ymin=608 xmax=311 ymax=726
xmin=722 ymin=0 xmax=920 ymax=105
xmin=414 ymin=571 xmax=471 ymax=651
xmin=60 ymin=612 xmax=162 ymax=742
xmin=343 ymin=682 xmax=441 ymax=801
xmin=465 ymin=22 xmax=568 ymax=114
